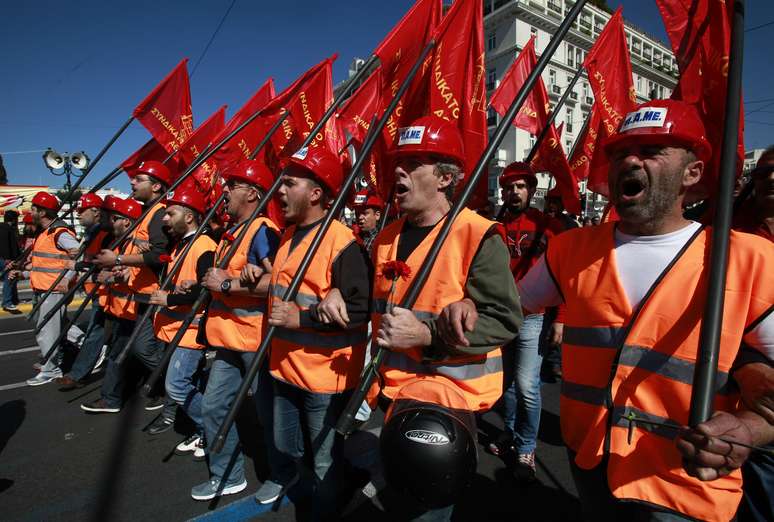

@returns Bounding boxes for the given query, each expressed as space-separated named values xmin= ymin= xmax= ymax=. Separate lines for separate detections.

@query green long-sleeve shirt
xmin=422 ymin=232 xmax=523 ymax=359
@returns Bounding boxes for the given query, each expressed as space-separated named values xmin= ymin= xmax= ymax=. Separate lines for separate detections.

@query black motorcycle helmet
xmin=380 ymin=380 xmax=478 ymax=509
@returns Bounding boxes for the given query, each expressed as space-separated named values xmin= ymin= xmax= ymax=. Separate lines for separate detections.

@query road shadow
xmin=0 ymin=399 xmax=26 ymax=457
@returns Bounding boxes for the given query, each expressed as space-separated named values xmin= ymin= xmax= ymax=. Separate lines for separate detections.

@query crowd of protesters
xmin=2 ymin=100 xmax=773 ymax=522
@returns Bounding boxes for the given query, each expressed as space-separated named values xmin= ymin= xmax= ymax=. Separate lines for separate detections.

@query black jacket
xmin=0 ymin=223 xmax=20 ymax=260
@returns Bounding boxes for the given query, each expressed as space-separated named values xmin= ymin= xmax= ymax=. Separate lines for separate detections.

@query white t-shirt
xmin=517 ymin=222 xmax=773 ymax=359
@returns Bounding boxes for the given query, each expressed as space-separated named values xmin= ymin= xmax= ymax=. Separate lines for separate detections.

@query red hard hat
xmin=77 ymin=193 xmax=104 ymax=213
xmin=222 ymin=159 xmax=274 ymax=192
xmin=355 ymin=194 xmax=385 ymax=211
xmin=603 ymin=99 xmax=712 ymax=162
xmin=284 ymin=146 xmax=344 ymax=196
xmin=390 ymin=115 xmax=466 ymax=168
xmin=499 ymin=162 xmax=537 ymax=188
xmin=133 ymin=160 xmax=174 ymax=186
xmin=166 ymin=187 xmax=207 ymax=215
xmin=104 ymin=195 xmax=142 ymax=220
xmin=31 ymin=191 xmax=60 ymax=211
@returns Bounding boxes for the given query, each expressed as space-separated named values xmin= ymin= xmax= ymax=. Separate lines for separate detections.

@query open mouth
xmin=395 ymin=182 xmax=410 ymax=196
xmin=619 ymin=177 xmax=646 ymax=201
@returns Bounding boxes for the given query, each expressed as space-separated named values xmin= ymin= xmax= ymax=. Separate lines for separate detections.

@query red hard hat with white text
xmin=390 ymin=115 xmax=466 ymax=168
xmin=499 ymin=162 xmax=537 ymax=188
xmin=284 ymin=146 xmax=344 ymax=196
xmin=77 ymin=193 xmax=104 ymax=213
xmin=104 ymin=195 xmax=142 ymax=220
xmin=166 ymin=187 xmax=207 ymax=215
xmin=31 ymin=191 xmax=60 ymax=211
xmin=223 ymin=159 xmax=274 ymax=192
xmin=603 ymin=99 xmax=712 ymax=162
xmin=133 ymin=160 xmax=174 ymax=186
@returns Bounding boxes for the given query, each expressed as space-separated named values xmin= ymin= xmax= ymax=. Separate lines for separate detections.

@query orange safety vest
xmin=30 ymin=221 xmax=74 ymax=291
xmin=205 ymin=217 xmax=279 ymax=351
xmin=154 ymin=234 xmax=216 ymax=349
xmin=83 ymin=229 xmax=110 ymax=308
xmin=107 ymin=202 xmax=164 ymax=320
xmin=546 ymin=222 xmax=774 ymax=522
xmin=372 ymin=209 xmax=505 ymax=412
xmin=269 ymin=219 xmax=368 ymax=394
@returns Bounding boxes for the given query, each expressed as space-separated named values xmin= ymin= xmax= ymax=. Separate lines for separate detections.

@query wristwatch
xmin=220 ymin=279 xmax=232 ymax=295
xmin=115 ymin=254 xmax=123 ymax=266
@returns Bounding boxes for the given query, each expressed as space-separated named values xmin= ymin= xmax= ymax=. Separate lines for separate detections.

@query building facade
xmin=484 ymin=0 xmax=679 ymax=214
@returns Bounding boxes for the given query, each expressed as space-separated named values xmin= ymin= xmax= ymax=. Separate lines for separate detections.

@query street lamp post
xmin=42 ymin=148 xmax=89 ymax=227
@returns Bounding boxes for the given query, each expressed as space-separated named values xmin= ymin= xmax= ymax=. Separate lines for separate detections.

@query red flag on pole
xmin=426 ymin=0 xmax=488 ymax=208
xmin=133 ymin=59 xmax=194 ymax=154
xmin=580 ymin=8 xmax=636 ymax=194
xmin=212 ymin=78 xmax=276 ymax=173
xmin=531 ymin=122 xmax=580 ymax=214
xmin=490 ymin=37 xmax=550 ymax=135
xmin=569 ymin=107 xmax=601 ymax=182
xmin=177 ymin=105 xmax=227 ymax=192
xmin=656 ymin=0 xmax=744 ymax=196
xmin=121 ymin=138 xmax=175 ymax=178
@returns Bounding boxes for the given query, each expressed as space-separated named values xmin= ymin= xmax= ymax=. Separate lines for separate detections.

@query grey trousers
xmin=35 ymin=291 xmax=84 ymax=375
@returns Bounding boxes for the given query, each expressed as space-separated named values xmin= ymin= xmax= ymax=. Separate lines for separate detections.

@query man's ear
xmin=682 ymin=158 xmax=704 ymax=189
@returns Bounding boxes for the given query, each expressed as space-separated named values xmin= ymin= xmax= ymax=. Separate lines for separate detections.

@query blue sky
xmin=1 ymin=0 xmax=772 ymax=192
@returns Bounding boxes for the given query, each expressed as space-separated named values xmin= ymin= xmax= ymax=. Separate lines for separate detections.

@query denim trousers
xmin=1 ymin=260 xmax=15 ymax=307
xmin=69 ymin=305 xmax=106 ymax=381
xmin=273 ymin=377 xmax=349 ymax=519
xmin=35 ymin=291 xmax=85 ymax=376
xmin=201 ymin=349 xmax=294 ymax=487
xmin=100 ymin=310 xmax=166 ymax=409
xmin=165 ymin=345 xmax=205 ymax=435
xmin=502 ymin=313 xmax=544 ymax=454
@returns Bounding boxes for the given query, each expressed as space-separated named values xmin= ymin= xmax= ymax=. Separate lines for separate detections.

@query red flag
xmin=376 ymin=0 xmax=442 ymax=147
xmin=490 ymin=37 xmax=550 ymax=135
xmin=530 ymin=122 xmax=580 ymax=214
xmin=580 ymin=8 xmax=636 ymax=194
xmin=177 ymin=105 xmax=226 ymax=192
xmin=133 ymin=59 xmax=194 ymax=154
xmin=212 ymin=78 xmax=276 ymax=173
xmin=336 ymin=68 xmax=382 ymax=145
xmin=121 ymin=138 xmax=175 ymax=178
xmin=569 ymin=107 xmax=601 ymax=183
xmin=261 ymin=55 xmax=338 ymax=160
xmin=656 ymin=0 xmax=744 ymax=197
xmin=426 ymin=0 xmax=488 ymax=208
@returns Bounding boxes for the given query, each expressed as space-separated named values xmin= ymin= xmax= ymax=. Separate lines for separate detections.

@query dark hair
xmin=434 ymin=162 xmax=462 ymax=201
xmin=4 ymin=210 xmax=19 ymax=222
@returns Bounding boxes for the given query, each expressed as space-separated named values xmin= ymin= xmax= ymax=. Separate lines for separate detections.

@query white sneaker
xmin=27 ymin=370 xmax=63 ymax=387
xmin=193 ymin=437 xmax=206 ymax=461
xmin=91 ymin=345 xmax=107 ymax=374
xmin=175 ymin=435 xmax=201 ymax=455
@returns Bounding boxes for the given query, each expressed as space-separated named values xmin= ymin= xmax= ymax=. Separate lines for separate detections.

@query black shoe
xmin=145 ymin=396 xmax=165 ymax=411
xmin=147 ymin=415 xmax=175 ymax=435
xmin=81 ymin=399 xmax=120 ymax=414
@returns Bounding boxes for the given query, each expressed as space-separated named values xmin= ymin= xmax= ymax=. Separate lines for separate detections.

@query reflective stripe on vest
xmin=269 ymin=220 xmax=367 ymax=394
xmin=205 ymin=217 xmax=278 ymax=352
xmin=372 ymin=209 xmax=504 ymax=412
xmin=30 ymin=225 xmax=73 ymax=291
xmin=153 ymin=234 xmax=216 ymax=350
xmin=547 ymin=223 xmax=774 ymax=521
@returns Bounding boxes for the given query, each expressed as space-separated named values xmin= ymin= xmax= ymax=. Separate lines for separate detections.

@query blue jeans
xmin=201 ymin=349 xmax=294 ymax=487
xmin=101 ymin=311 xmax=166 ymax=409
xmin=273 ymin=377 xmax=349 ymax=519
xmin=69 ymin=305 xmax=106 ymax=381
xmin=165 ymin=346 xmax=205 ymax=434
xmin=503 ymin=313 xmax=544 ymax=454
xmin=1 ymin=259 xmax=15 ymax=307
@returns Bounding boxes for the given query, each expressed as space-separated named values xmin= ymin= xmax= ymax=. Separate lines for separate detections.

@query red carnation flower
xmin=223 ymin=231 xmax=236 ymax=242
xmin=381 ymin=260 xmax=411 ymax=281
xmin=158 ymin=254 xmax=172 ymax=263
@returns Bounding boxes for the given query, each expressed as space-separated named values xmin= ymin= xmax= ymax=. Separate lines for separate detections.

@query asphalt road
xmin=0 ymin=304 xmax=582 ymax=521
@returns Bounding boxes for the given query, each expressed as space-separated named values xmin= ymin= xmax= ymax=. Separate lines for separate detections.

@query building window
xmin=567 ymin=44 xmax=575 ymax=67
xmin=529 ymin=134 xmax=536 ymax=148
xmin=549 ymin=69 xmax=557 ymax=87
xmin=576 ymin=48 xmax=583 ymax=67
xmin=637 ymin=76 xmax=643 ymax=93
xmin=487 ymin=68 xmax=497 ymax=91
xmin=582 ymin=82 xmax=589 ymax=98
xmin=530 ymin=26 xmax=538 ymax=38
xmin=487 ymin=32 xmax=496 ymax=51
xmin=566 ymin=139 xmax=573 ymax=152
xmin=566 ymin=108 xmax=574 ymax=134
